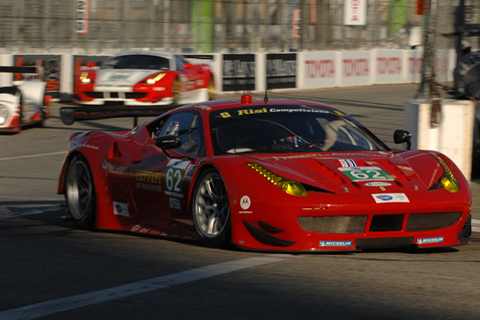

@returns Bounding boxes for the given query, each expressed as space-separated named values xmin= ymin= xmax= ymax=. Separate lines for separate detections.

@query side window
xmin=175 ymin=56 xmax=186 ymax=71
xmin=156 ymin=111 xmax=204 ymax=157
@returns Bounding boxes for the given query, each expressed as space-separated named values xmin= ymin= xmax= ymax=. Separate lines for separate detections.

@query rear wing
xmin=0 ymin=66 xmax=43 ymax=82
xmin=0 ymin=66 xmax=37 ymax=73
xmin=60 ymin=105 xmax=173 ymax=126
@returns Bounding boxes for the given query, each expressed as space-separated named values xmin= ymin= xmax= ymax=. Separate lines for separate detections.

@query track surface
xmin=1 ymin=85 xmax=480 ymax=320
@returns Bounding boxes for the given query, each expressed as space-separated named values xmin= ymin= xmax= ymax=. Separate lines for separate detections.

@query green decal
xmin=164 ymin=160 xmax=189 ymax=197
xmin=338 ymin=166 xmax=393 ymax=181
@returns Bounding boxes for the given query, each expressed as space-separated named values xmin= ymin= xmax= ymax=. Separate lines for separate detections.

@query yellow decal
xmin=237 ymin=108 xmax=267 ymax=116
xmin=136 ymin=170 xmax=162 ymax=184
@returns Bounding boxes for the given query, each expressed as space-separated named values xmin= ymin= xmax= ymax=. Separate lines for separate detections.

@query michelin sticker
xmin=417 ymin=237 xmax=444 ymax=244
xmin=372 ymin=193 xmax=409 ymax=203
xmin=319 ymin=241 xmax=353 ymax=247
xmin=164 ymin=160 xmax=190 ymax=198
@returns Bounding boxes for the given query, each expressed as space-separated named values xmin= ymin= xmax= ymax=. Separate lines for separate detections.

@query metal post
xmin=415 ymin=0 xmax=442 ymax=126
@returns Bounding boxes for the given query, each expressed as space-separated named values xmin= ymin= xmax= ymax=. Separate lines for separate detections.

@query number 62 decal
xmin=164 ymin=160 xmax=190 ymax=197
xmin=338 ymin=166 xmax=393 ymax=181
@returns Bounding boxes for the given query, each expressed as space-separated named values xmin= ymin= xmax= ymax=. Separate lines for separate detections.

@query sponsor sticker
xmin=169 ymin=198 xmax=181 ymax=210
xmin=364 ymin=182 xmax=392 ymax=187
xmin=239 ymin=195 xmax=252 ymax=214
xmin=339 ymin=159 xmax=357 ymax=167
xmin=339 ymin=166 xmax=393 ymax=181
xmin=113 ymin=201 xmax=129 ymax=217
xmin=372 ymin=193 xmax=409 ymax=203
xmin=417 ymin=237 xmax=444 ymax=244
xmin=240 ymin=196 xmax=251 ymax=210
xmin=184 ymin=164 xmax=197 ymax=179
xmin=319 ymin=241 xmax=353 ymax=247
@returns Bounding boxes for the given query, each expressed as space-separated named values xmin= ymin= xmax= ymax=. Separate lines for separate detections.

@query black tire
xmin=192 ymin=168 xmax=231 ymax=248
xmin=65 ymin=154 xmax=96 ymax=229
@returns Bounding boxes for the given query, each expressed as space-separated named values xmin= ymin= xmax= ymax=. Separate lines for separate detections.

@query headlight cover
xmin=429 ymin=157 xmax=459 ymax=193
xmin=0 ymin=104 xmax=9 ymax=125
xmin=247 ymin=162 xmax=307 ymax=197
xmin=143 ymin=73 xmax=166 ymax=85
xmin=80 ymin=72 xmax=92 ymax=84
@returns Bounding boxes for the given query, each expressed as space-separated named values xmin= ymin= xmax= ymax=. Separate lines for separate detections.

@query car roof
xmin=112 ymin=50 xmax=175 ymax=60
xmin=174 ymin=95 xmax=338 ymax=115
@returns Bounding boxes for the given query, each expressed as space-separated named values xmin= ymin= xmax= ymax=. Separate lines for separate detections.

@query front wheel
xmin=192 ymin=168 xmax=231 ymax=248
xmin=65 ymin=154 xmax=96 ymax=229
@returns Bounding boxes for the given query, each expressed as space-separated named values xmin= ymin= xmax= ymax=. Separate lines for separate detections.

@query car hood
xmin=95 ymin=69 xmax=160 ymax=87
xmin=239 ymin=151 xmax=447 ymax=194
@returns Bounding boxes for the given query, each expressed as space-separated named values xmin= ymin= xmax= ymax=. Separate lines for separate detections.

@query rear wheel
xmin=65 ymin=154 xmax=96 ymax=229
xmin=192 ymin=168 xmax=231 ymax=248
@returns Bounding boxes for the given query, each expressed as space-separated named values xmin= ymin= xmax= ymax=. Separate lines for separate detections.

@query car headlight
xmin=429 ymin=157 xmax=459 ymax=193
xmin=80 ymin=72 xmax=92 ymax=84
xmin=144 ymin=73 xmax=166 ymax=85
xmin=247 ymin=162 xmax=307 ymax=197
xmin=0 ymin=104 xmax=9 ymax=125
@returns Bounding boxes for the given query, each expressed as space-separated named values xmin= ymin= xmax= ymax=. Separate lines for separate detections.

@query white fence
xmin=0 ymin=49 xmax=456 ymax=100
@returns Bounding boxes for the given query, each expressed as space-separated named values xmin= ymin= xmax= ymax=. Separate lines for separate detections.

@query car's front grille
xmin=369 ymin=214 xmax=404 ymax=232
xmin=298 ymin=212 xmax=463 ymax=234
xmin=297 ymin=216 xmax=367 ymax=234
xmin=85 ymin=92 xmax=103 ymax=98
xmin=406 ymin=212 xmax=462 ymax=232
xmin=84 ymin=92 xmax=147 ymax=99
xmin=126 ymin=92 xmax=147 ymax=99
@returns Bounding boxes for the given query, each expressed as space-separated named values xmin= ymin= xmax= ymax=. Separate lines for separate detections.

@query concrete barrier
xmin=405 ymin=99 xmax=475 ymax=180
xmin=0 ymin=48 xmax=458 ymax=96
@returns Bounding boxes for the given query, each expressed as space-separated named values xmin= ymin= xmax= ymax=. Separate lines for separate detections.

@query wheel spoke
xmin=193 ymin=171 xmax=230 ymax=240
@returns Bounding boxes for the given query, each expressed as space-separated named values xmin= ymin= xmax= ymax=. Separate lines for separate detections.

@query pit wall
xmin=0 ymin=49 xmax=456 ymax=100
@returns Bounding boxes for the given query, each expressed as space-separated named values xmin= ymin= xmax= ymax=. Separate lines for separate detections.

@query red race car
xmin=58 ymin=95 xmax=472 ymax=252
xmin=74 ymin=50 xmax=215 ymax=106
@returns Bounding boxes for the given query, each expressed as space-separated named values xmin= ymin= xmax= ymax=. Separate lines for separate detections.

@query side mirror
xmin=393 ymin=129 xmax=412 ymax=150
xmin=184 ymin=63 xmax=193 ymax=69
xmin=155 ymin=135 xmax=181 ymax=150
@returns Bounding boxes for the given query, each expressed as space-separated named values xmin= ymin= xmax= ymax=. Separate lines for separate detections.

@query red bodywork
xmin=58 ymin=97 xmax=472 ymax=252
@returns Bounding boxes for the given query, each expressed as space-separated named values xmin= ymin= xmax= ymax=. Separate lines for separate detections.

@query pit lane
xmin=1 ymin=84 xmax=480 ymax=320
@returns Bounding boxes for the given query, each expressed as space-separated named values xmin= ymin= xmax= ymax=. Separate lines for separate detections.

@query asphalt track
xmin=1 ymin=84 xmax=480 ymax=320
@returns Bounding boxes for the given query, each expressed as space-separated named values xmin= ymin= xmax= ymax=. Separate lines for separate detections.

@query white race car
xmin=74 ymin=50 xmax=215 ymax=106
xmin=0 ymin=67 xmax=51 ymax=133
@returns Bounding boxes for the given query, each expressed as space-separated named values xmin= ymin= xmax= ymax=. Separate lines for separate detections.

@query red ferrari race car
xmin=74 ymin=50 xmax=215 ymax=106
xmin=58 ymin=95 xmax=471 ymax=252
xmin=0 ymin=67 xmax=51 ymax=133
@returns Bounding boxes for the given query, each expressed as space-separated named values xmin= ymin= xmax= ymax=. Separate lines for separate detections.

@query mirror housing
xmin=156 ymin=135 xmax=181 ymax=150
xmin=393 ymin=129 xmax=412 ymax=150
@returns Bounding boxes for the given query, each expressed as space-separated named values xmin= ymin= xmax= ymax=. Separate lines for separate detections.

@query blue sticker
xmin=319 ymin=241 xmax=353 ymax=247
xmin=417 ymin=237 xmax=444 ymax=244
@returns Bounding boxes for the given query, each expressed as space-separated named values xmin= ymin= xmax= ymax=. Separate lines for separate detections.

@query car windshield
xmin=209 ymin=105 xmax=389 ymax=155
xmin=101 ymin=54 xmax=170 ymax=70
